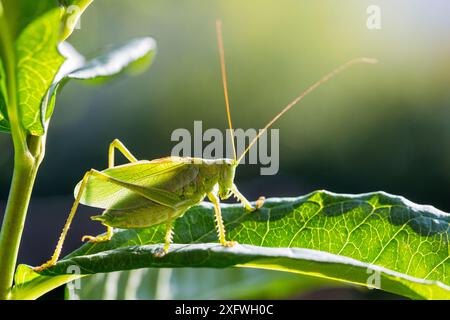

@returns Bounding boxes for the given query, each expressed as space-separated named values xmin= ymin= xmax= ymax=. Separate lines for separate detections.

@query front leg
xmin=207 ymin=192 xmax=236 ymax=247
xmin=231 ymin=184 xmax=265 ymax=212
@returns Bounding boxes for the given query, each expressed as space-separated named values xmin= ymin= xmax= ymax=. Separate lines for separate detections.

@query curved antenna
xmin=216 ymin=19 xmax=237 ymax=161
xmin=237 ymin=57 xmax=377 ymax=164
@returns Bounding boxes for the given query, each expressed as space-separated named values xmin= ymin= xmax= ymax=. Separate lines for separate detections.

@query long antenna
xmin=216 ymin=19 xmax=237 ymax=161
xmin=237 ymin=57 xmax=377 ymax=164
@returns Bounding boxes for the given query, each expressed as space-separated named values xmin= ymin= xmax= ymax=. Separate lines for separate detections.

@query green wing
xmin=76 ymin=158 xmax=199 ymax=210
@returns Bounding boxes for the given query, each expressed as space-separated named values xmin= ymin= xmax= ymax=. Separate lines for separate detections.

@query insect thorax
xmin=185 ymin=158 xmax=236 ymax=199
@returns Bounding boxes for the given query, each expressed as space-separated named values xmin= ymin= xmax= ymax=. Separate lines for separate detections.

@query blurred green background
xmin=1 ymin=0 xmax=450 ymax=299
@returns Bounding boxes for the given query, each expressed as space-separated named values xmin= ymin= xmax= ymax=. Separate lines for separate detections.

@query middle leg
xmin=208 ymin=192 xmax=236 ymax=247
xmin=154 ymin=214 xmax=174 ymax=258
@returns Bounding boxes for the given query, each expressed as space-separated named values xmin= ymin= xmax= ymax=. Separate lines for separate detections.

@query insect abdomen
xmin=92 ymin=203 xmax=185 ymax=229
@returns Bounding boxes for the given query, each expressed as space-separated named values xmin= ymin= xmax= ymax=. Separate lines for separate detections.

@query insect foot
xmin=255 ymin=196 xmax=265 ymax=210
xmin=33 ymin=260 xmax=54 ymax=272
xmin=154 ymin=247 xmax=168 ymax=258
xmin=222 ymin=240 xmax=237 ymax=247
xmin=81 ymin=234 xmax=111 ymax=243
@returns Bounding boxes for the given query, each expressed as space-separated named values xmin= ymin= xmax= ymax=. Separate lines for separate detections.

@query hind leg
xmin=82 ymin=139 xmax=139 ymax=243
xmin=82 ymin=225 xmax=113 ymax=243
xmin=34 ymin=170 xmax=94 ymax=271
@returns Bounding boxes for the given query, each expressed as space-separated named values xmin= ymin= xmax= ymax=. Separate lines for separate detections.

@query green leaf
xmin=42 ymin=38 xmax=157 ymax=124
xmin=12 ymin=264 xmax=85 ymax=300
xmin=13 ymin=191 xmax=450 ymax=300
xmin=1 ymin=0 xmax=59 ymax=38
xmin=59 ymin=0 xmax=94 ymax=42
xmin=15 ymin=8 xmax=66 ymax=135
xmin=66 ymin=38 xmax=157 ymax=81
xmin=0 ymin=1 xmax=154 ymax=136
xmin=0 ymin=0 xmax=94 ymax=135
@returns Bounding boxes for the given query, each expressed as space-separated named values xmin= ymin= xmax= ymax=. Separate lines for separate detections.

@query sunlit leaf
xmin=0 ymin=0 xmax=94 ymax=135
xmin=13 ymin=191 xmax=450 ymax=299
xmin=59 ymin=0 xmax=94 ymax=42
xmin=15 ymin=8 xmax=65 ymax=135
xmin=42 ymin=38 xmax=157 ymax=125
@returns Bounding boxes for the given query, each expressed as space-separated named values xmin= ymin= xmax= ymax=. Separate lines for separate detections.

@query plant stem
xmin=0 ymin=4 xmax=46 ymax=299
xmin=0 ymin=135 xmax=44 ymax=300
xmin=0 ymin=157 xmax=39 ymax=299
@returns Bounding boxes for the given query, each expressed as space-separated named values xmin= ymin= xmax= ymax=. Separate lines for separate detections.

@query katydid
xmin=34 ymin=20 xmax=376 ymax=271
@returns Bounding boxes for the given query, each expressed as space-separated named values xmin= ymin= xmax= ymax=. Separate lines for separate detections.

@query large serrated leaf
xmin=13 ymin=191 xmax=450 ymax=300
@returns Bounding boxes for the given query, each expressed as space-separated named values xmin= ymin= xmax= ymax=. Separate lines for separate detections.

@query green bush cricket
xmin=34 ymin=20 xmax=376 ymax=271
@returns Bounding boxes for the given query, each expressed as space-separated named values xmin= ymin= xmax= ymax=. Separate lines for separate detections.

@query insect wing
xmin=75 ymin=158 xmax=194 ymax=210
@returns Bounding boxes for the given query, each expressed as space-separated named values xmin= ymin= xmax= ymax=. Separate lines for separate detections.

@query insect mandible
xmin=35 ymin=20 xmax=376 ymax=271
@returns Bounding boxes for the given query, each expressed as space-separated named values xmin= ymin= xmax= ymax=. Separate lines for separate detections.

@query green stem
xmin=0 ymin=135 xmax=45 ymax=300
xmin=0 ymin=2 xmax=46 ymax=299
xmin=0 ymin=136 xmax=45 ymax=300
xmin=0 ymin=156 xmax=39 ymax=299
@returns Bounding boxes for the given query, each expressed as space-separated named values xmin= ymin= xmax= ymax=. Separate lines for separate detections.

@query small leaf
xmin=13 ymin=191 xmax=450 ymax=300
xmin=66 ymin=37 xmax=157 ymax=81
xmin=59 ymin=0 xmax=94 ymax=42
xmin=14 ymin=264 xmax=41 ymax=285
xmin=12 ymin=264 xmax=84 ymax=300
xmin=42 ymin=37 xmax=157 ymax=125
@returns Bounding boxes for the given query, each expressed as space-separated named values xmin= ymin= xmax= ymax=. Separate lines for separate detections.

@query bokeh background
xmin=1 ymin=0 xmax=450 ymax=299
